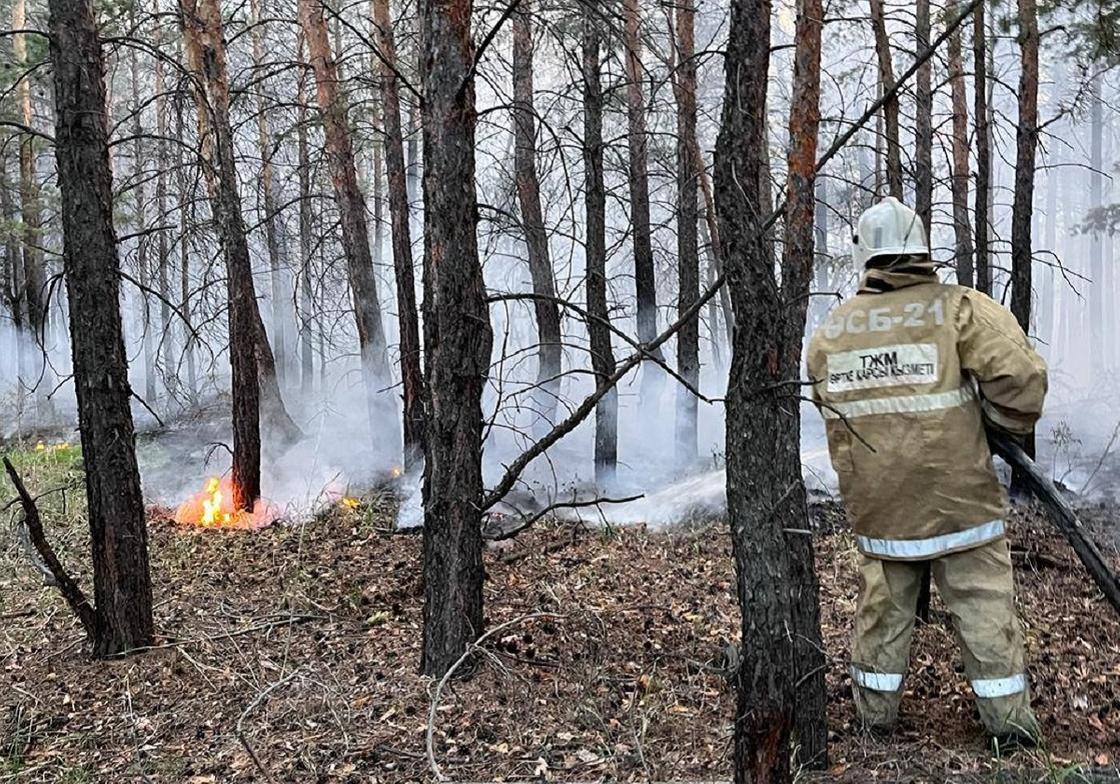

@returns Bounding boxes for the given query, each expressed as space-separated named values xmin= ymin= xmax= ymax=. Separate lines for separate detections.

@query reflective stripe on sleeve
xmin=850 ymin=666 xmax=904 ymax=692
xmin=856 ymin=519 xmax=1005 ymax=559
xmin=981 ymin=400 xmax=1031 ymax=435
xmin=971 ymin=674 xmax=1027 ymax=699
xmin=821 ymin=385 xmax=975 ymax=420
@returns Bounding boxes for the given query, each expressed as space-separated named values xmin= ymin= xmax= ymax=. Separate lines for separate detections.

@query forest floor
xmin=1 ymin=441 xmax=1119 ymax=783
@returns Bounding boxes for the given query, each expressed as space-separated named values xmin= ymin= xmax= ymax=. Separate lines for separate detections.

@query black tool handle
xmin=987 ymin=428 xmax=1120 ymax=616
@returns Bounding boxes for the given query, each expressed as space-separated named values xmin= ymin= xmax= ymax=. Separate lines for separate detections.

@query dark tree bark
xmin=372 ymin=0 xmax=427 ymax=470
xmin=869 ymin=0 xmax=902 ymax=199
xmin=780 ymin=0 xmax=828 ymax=767
xmin=419 ymin=0 xmax=493 ymax=677
xmin=715 ymin=0 xmax=800 ymax=778
xmin=299 ymin=0 xmax=395 ymax=439
xmin=914 ymin=0 xmax=933 ymax=236
xmin=974 ymin=1 xmax=992 ymax=295
xmin=512 ymin=0 xmax=563 ymax=431
xmin=622 ymin=0 xmax=666 ymax=415
xmin=47 ymin=0 xmax=154 ymax=656
xmin=947 ymin=0 xmax=974 ymax=287
xmin=582 ymin=0 xmax=618 ymax=487
xmin=672 ymin=0 xmax=700 ymax=468
xmin=1010 ymin=0 xmax=1039 ymax=476
xmin=180 ymin=0 xmax=263 ymax=509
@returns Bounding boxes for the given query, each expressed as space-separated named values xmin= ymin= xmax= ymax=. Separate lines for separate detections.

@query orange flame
xmin=175 ymin=476 xmax=272 ymax=530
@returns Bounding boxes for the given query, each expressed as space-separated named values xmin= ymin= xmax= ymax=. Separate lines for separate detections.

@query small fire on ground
xmin=174 ymin=476 xmax=274 ymax=530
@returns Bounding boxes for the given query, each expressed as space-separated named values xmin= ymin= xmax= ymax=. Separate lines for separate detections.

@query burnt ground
xmin=2 ymin=463 xmax=1120 ymax=782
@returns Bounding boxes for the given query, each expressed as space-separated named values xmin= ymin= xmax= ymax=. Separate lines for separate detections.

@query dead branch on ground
xmin=236 ymin=667 xmax=303 ymax=783
xmin=426 ymin=613 xmax=562 ymax=781
xmin=483 ymin=494 xmax=643 ymax=541
xmin=3 ymin=458 xmax=96 ymax=637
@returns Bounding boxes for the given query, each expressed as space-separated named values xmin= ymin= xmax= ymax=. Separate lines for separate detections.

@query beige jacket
xmin=807 ymin=266 xmax=1048 ymax=560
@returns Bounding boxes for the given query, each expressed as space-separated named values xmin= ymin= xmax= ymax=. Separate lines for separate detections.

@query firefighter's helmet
xmin=852 ymin=197 xmax=929 ymax=267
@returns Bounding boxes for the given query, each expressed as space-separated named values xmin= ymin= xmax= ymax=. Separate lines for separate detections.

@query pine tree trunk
xmin=1040 ymin=154 xmax=1058 ymax=347
xmin=419 ymin=0 xmax=493 ymax=678
xmin=697 ymin=157 xmax=734 ymax=345
xmin=372 ymin=0 xmax=427 ymax=470
xmin=673 ymin=0 xmax=700 ymax=468
xmin=781 ymin=0 xmax=827 ymax=767
xmin=869 ymin=0 xmax=902 ymax=200
xmin=173 ymin=89 xmax=198 ymax=407
xmin=974 ymin=2 xmax=992 ymax=295
xmin=810 ymin=176 xmax=829 ymax=331
xmin=582 ymin=0 xmax=618 ymax=487
xmin=47 ymin=0 xmax=154 ymax=657
xmin=622 ymin=0 xmax=666 ymax=416
xmin=252 ymin=0 xmax=291 ymax=388
xmin=512 ymin=1 xmax=563 ymax=431
xmin=180 ymin=0 xmax=263 ymax=509
xmin=947 ymin=0 xmax=974 ymax=287
xmin=1010 ymin=0 xmax=1039 ymax=479
xmin=130 ymin=41 xmax=158 ymax=406
xmin=154 ymin=58 xmax=176 ymax=404
xmin=1089 ymin=83 xmax=1103 ymax=360
xmin=406 ymin=63 xmax=421 ymax=217
xmin=371 ymin=77 xmax=386 ymax=285
xmin=914 ymin=0 xmax=933 ymax=236
xmin=298 ymin=0 xmax=395 ymax=441
xmin=715 ymin=0 xmax=798 ymax=778
xmin=1 ymin=158 xmax=25 ymax=383
xmin=13 ymin=0 xmax=49 ymax=415
xmin=704 ymin=255 xmax=724 ymax=372
xmin=297 ymin=41 xmax=315 ymax=397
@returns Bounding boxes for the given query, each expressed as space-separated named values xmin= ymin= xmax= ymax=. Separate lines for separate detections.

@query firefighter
xmin=807 ymin=197 xmax=1048 ymax=748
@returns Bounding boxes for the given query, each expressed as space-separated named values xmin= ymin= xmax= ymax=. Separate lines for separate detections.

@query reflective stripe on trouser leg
xmin=932 ymin=538 xmax=1040 ymax=739
xmin=971 ymin=673 xmax=1026 ymax=698
xmin=851 ymin=555 xmax=923 ymax=728
xmin=850 ymin=666 xmax=904 ymax=692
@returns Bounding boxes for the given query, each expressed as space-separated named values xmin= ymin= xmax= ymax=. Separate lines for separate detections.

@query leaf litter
xmin=1 ymin=476 xmax=1118 ymax=782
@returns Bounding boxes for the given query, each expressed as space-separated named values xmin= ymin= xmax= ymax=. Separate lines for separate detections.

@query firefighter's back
xmin=808 ymin=280 xmax=1006 ymax=559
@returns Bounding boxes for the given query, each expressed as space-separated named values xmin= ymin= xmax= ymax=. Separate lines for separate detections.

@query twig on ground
xmin=144 ymin=614 xmax=327 ymax=652
xmin=426 ymin=613 xmax=562 ymax=782
xmin=236 ymin=668 xmax=303 ymax=783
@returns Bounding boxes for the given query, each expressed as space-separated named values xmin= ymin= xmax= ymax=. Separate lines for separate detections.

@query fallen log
xmin=987 ymin=430 xmax=1120 ymax=616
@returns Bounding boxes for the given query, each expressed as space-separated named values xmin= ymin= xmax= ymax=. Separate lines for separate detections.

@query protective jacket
xmin=807 ymin=264 xmax=1048 ymax=561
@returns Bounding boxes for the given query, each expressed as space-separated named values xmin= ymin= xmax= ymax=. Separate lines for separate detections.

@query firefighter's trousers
xmin=849 ymin=537 xmax=1040 ymax=739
